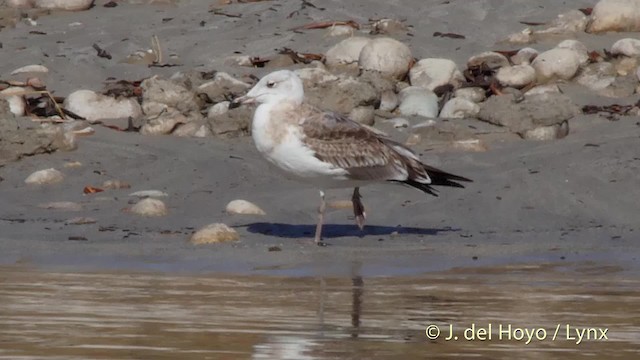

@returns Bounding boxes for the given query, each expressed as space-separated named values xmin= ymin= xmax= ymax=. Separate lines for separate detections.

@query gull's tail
xmin=393 ymin=164 xmax=472 ymax=197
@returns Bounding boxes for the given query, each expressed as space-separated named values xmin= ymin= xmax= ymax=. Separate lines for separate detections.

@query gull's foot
xmin=355 ymin=213 xmax=366 ymax=231
xmin=316 ymin=240 xmax=329 ymax=247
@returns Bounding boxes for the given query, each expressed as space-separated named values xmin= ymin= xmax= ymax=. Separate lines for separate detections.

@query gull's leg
xmin=315 ymin=190 xmax=326 ymax=245
xmin=352 ymin=187 xmax=366 ymax=230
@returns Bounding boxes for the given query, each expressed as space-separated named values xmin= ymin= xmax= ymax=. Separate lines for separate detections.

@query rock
xmin=611 ymin=38 xmax=640 ymax=57
xmin=304 ymin=77 xmax=377 ymax=114
xmin=478 ymin=93 xmax=580 ymax=135
xmin=140 ymin=112 xmax=186 ymax=135
xmin=467 ymin=52 xmax=509 ymax=70
xmin=496 ymin=64 xmax=536 ymax=88
xmin=357 ymin=70 xmax=397 ymax=94
xmin=196 ymin=72 xmax=251 ymax=104
xmin=587 ymin=0 xmax=640 ymax=33
xmin=102 ymin=179 xmax=131 ymax=189
xmin=224 ymin=55 xmax=253 ymax=67
xmin=64 ymin=161 xmax=82 ymax=168
xmin=129 ymin=190 xmax=168 ymax=198
xmin=25 ymin=168 xmax=64 ymax=185
xmin=556 ymin=40 xmax=589 ymax=65
xmin=325 ymin=37 xmax=371 ymax=70
xmin=521 ymin=121 xmax=569 ymax=141
xmin=10 ymin=64 xmax=49 ymax=75
xmin=265 ymin=54 xmax=296 ymax=69
xmin=65 ymin=217 xmax=97 ymax=225
xmin=411 ymin=120 xmax=476 ymax=143
xmin=511 ymin=48 xmax=539 ymax=65
xmin=64 ymin=90 xmax=142 ymax=122
xmin=454 ymin=87 xmax=486 ymax=103
xmin=207 ymin=101 xmax=230 ymax=118
xmin=371 ymin=18 xmax=407 ymax=35
xmin=536 ymin=10 xmax=589 ymax=35
xmin=295 ymin=67 xmax=339 ymax=88
xmin=358 ymin=37 xmax=413 ymax=79
xmin=172 ymin=121 xmax=209 ymax=137
xmin=532 ymin=48 xmax=581 ymax=83
xmin=206 ymin=106 xmax=251 ymax=138
xmin=0 ymin=87 xmax=26 ymax=116
xmin=598 ymin=75 xmax=638 ymax=98
xmin=398 ymin=86 xmax=438 ymax=118
xmin=504 ymin=29 xmax=534 ymax=44
xmin=525 ymin=84 xmax=561 ymax=96
xmin=575 ymin=62 xmax=617 ymax=91
xmin=0 ymin=112 xmax=68 ymax=166
xmin=33 ymin=0 xmax=93 ymax=10
xmin=38 ymin=201 xmax=82 ymax=211
xmin=616 ymin=57 xmax=638 ymax=76
xmin=190 ymin=223 xmax=239 ymax=244
xmin=439 ymin=98 xmax=480 ymax=119
xmin=225 ymin=199 xmax=266 ymax=215
xmin=348 ymin=106 xmax=375 ymax=125
xmin=409 ymin=58 xmax=464 ymax=90
xmin=141 ymin=76 xmax=203 ymax=116
xmin=451 ymin=139 xmax=488 ymax=152
xmin=379 ymin=90 xmax=399 ymax=111
xmin=130 ymin=198 xmax=168 ymax=217
xmin=326 ymin=25 xmax=355 ymax=37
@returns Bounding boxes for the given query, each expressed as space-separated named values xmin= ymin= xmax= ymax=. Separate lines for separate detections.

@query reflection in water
xmin=0 ymin=263 xmax=639 ymax=359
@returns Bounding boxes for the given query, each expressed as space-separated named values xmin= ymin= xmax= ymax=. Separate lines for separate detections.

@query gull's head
xmin=229 ymin=70 xmax=304 ymax=108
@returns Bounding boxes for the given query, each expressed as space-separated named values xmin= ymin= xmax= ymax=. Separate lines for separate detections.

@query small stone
xmin=190 ymin=223 xmax=239 ymax=244
xmin=504 ymin=28 xmax=534 ymax=44
xmin=452 ymin=139 xmax=488 ymax=152
xmin=556 ymin=40 xmax=589 ymax=65
xmin=294 ymin=67 xmax=338 ymax=88
xmin=521 ymin=121 xmax=569 ymax=141
xmin=532 ymin=48 xmax=581 ymax=83
xmin=379 ymin=90 xmax=399 ymax=111
xmin=142 ymin=76 xmax=203 ymax=116
xmin=63 ymin=161 xmax=82 ymax=168
xmin=536 ymin=10 xmax=589 ymax=35
xmin=25 ymin=168 xmax=64 ymax=185
xmin=525 ymin=84 xmax=561 ymax=96
xmin=616 ymin=57 xmax=638 ymax=76
xmin=611 ymin=38 xmax=640 ymax=58
xmin=64 ymin=90 xmax=142 ymax=122
xmin=38 ymin=201 xmax=82 ymax=211
xmin=325 ymin=37 xmax=371 ymax=70
xmin=304 ymin=77 xmax=377 ymax=115
xmin=467 ymin=52 xmax=509 ymax=70
xmin=496 ymin=64 xmax=536 ymax=88
xmin=224 ymin=55 xmax=253 ymax=67
xmin=102 ymin=179 xmax=131 ymax=189
xmin=398 ymin=86 xmax=438 ymax=118
xmin=439 ymin=98 xmax=480 ymax=119
xmin=371 ymin=18 xmax=407 ymax=35
xmin=197 ymin=72 xmax=251 ymax=104
xmin=575 ymin=62 xmax=617 ymax=91
xmin=587 ymin=0 xmax=640 ymax=33
xmin=226 ymin=199 xmax=266 ymax=215
xmin=326 ymin=25 xmax=354 ymax=37
xmin=349 ymin=106 xmax=375 ymax=125
xmin=207 ymin=102 xmax=230 ymax=118
xmin=130 ymin=198 xmax=168 ymax=217
xmin=454 ymin=87 xmax=486 ymax=103
xmin=358 ymin=37 xmax=413 ymax=80
xmin=598 ymin=75 xmax=638 ymax=98
xmin=140 ymin=112 xmax=186 ymax=135
xmin=129 ymin=190 xmax=168 ymax=198
xmin=10 ymin=64 xmax=49 ymax=75
xmin=511 ymin=47 xmax=539 ymax=65
xmin=0 ymin=87 xmax=26 ymax=116
xmin=33 ymin=0 xmax=93 ymax=10
xmin=65 ymin=217 xmax=97 ymax=225
xmin=172 ymin=121 xmax=207 ymax=137
xmin=409 ymin=58 xmax=464 ymax=90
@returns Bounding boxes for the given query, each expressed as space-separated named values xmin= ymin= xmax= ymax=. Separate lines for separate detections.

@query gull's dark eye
xmin=266 ymin=81 xmax=276 ymax=88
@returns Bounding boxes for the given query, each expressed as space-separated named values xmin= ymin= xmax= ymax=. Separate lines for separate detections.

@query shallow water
xmin=0 ymin=262 xmax=638 ymax=359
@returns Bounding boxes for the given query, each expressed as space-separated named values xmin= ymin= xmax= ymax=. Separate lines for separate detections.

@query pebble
xmin=295 ymin=67 xmax=338 ymax=87
xmin=140 ymin=112 xmax=186 ymax=135
xmin=0 ymin=87 xmax=26 ymax=116
xmin=467 ymin=52 xmax=509 ymax=70
xmin=524 ymin=84 xmax=561 ymax=96
xmin=454 ymin=87 xmax=486 ymax=103
xmin=65 ymin=217 xmax=97 ymax=225
xmin=325 ymin=37 xmax=371 ymax=70
xmin=129 ymin=190 xmax=168 ymax=198
xmin=556 ymin=40 xmax=589 ymax=65
xmin=511 ymin=48 xmax=539 ymax=65
xmin=349 ymin=106 xmax=375 ymax=125
xmin=439 ymin=98 xmax=480 ymax=119
xmin=409 ymin=58 xmax=463 ymax=90
xmin=496 ymin=64 xmax=536 ymax=88
xmin=588 ymin=0 xmax=640 ymax=33
xmin=575 ymin=63 xmax=616 ymax=91
xmin=536 ymin=10 xmax=589 ymax=35
xmin=63 ymin=161 xmax=83 ymax=168
xmin=64 ymin=90 xmax=142 ymax=122
xmin=197 ymin=72 xmax=251 ymax=104
xmin=190 ymin=223 xmax=239 ymax=244
xmin=142 ymin=76 xmax=203 ymax=116
xmin=32 ymin=0 xmax=93 ymax=10
xmin=398 ymin=87 xmax=438 ymax=118
xmin=532 ymin=48 xmax=581 ymax=83
xmin=379 ymin=90 xmax=399 ymax=111
xmin=25 ymin=168 xmax=64 ymax=185
xmin=615 ymin=57 xmax=638 ymax=76
xmin=207 ymin=102 xmax=230 ymax=118
xmin=10 ymin=64 xmax=49 ymax=75
xmin=38 ymin=201 xmax=82 ymax=211
xmin=521 ymin=121 xmax=570 ymax=141
xmin=326 ymin=25 xmax=354 ymax=37
xmin=611 ymin=38 xmax=640 ymax=58
xmin=358 ymin=37 xmax=413 ymax=79
xmin=451 ymin=139 xmax=488 ymax=152
xmin=130 ymin=198 xmax=168 ymax=217
xmin=102 ymin=179 xmax=131 ymax=189
xmin=226 ymin=199 xmax=266 ymax=215
xmin=371 ymin=18 xmax=407 ymax=35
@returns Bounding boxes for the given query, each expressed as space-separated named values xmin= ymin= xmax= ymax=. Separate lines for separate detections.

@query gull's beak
xmin=229 ymin=94 xmax=256 ymax=109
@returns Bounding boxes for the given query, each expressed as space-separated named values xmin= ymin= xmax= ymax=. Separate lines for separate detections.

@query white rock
xmin=439 ymin=98 xmax=480 ymax=119
xmin=556 ymin=40 xmax=589 ymax=65
xmin=141 ymin=112 xmax=186 ymax=135
xmin=537 ymin=10 xmax=589 ymax=34
xmin=349 ymin=106 xmax=375 ymax=125
xmin=172 ymin=121 xmax=204 ymax=137
xmin=207 ymin=102 xmax=229 ymax=118
xmin=398 ymin=86 xmax=438 ymax=118
xmin=467 ymin=52 xmax=509 ymax=70
xmin=409 ymin=58 xmax=463 ymax=90
xmin=611 ymin=38 xmax=640 ymax=57
xmin=511 ymin=48 xmax=539 ymax=65
xmin=224 ymin=55 xmax=253 ymax=67
xmin=63 ymin=161 xmax=82 ymax=168
xmin=130 ymin=198 xmax=168 ymax=217
xmin=295 ymin=67 xmax=338 ymax=87
xmin=11 ymin=64 xmax=48 ymax=75
xmin=505 ymin=28 xmax=534 ymax=44
xmin=522 ymin=122 xmax=569 ymax=141
xmin=193 ymin=124 xmax=211 ymax=138
xmin=196 ymin=72 xmax=251 ymax=104
xmin=575 ymin=63 xmax=617 ymax=91
xmin=0 ymin=87 xmax=26 ymax=116
xmin=524 ymin=84 xmax=561 ymax=96
xmin=143 ymin=76 xmax=203 ymax=116
xmin=102 ymin=179 xmax=131 ymax=189
xmin=496 ymin=64 xmax=536 ymax=88
xmin=379 ymin=90 xmax=399 ymax=111
xmin=38 ymin=201 xmax=83 ymax=211
xmin=34 ymin=0 xmax=93 ymax=10
xmin=326 ymin=25 xmax=354 ymax=37
xmin=384 ymin=117 xmax=410 ymax=128
xmin=25 ymin=168 xmax=64 ymax=185
xmin=616 ymin=57 xmax=638 ymax=76
xmin=358 ymin=37 xmax=413 ymax=79
xmin=65 ymin=217 xmax=97 ymax=225
xmin=190 ymin=223 xmax=239 ymax=244
xmin=325 ymin=37 xmax=371 ymax=69
xmin=588 ymin=0 xmax=640 ymax=33
xmin=454 ymin=87 xmax=486 ymax=103
xmin=225 ymin=199 xmax=266 ymax=215
xmin=532 ymin=48 xmax=581 ymax=83
xmin=129 ymin=190 xmax=168 ymax=198
xmin=64 ymin=90 xmax=142 ymax=122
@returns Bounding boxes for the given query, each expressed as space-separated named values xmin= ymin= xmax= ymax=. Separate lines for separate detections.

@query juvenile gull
xmin=230 ymin=70 xmax=471 ymax=245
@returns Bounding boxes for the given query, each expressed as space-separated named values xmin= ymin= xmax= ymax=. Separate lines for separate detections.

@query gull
xmin=230 ymin=70 xmax=471 ymax=245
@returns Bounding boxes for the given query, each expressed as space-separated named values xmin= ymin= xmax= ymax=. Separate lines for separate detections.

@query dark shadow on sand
xmin=242 ymin=223 xmax=459 ymax=239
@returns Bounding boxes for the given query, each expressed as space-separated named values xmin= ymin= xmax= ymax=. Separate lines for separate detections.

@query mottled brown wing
xmin=300 ymin=109 xmax=430 ymax=182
